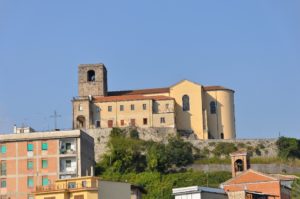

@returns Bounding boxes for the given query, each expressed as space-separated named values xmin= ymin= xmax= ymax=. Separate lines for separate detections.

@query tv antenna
xmin=50 ymin=110 xmax=61 ymax=130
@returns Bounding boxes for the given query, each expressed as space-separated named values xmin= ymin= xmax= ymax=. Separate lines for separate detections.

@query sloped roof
xmin=108 ymin=87 xmax=170 ymax=96
xmin=93 ymin=95 xmax=174 ymax=103
xmin=222 ymin=169 xmax=278 ymax=186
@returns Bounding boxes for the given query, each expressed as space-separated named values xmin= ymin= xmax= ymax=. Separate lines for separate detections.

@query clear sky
xmin=0 ymin=1 xmax=299 ymax=138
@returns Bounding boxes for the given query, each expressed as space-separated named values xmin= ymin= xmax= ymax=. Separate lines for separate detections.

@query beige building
xmin=72 ymin=63 xmax=236 ymax=139
xmin=0 ymin=129 xmax=94 ymax=199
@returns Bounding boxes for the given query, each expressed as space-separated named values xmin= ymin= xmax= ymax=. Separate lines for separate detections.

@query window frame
xmin=108 ymin=106 xmax=112 ymax=112
xmin=160 ymin=117 xmax=166 ymax=124
xmin=27 ymin=143 xmax=34 ymax=151
xmin=182 ymin=95 xmax=190 ymax=111
xmin=143 ymin=118 xmax=148 ymax=125
xmin=27 ymin=177 xmax=34 ymax=188
xmin=120 ymin=105 xmax=124 ymax=111
xmin=142 ymin=104 xmax=147 ymax=110
xmin=27 ymin=160 xmax=33 ymax=170
xmin=0 ymin=145 xmax=6 ymax=154
xmin=42 ymin=176 xmax=49 ymax=186
xmin=0 ymin=179 xmax=6 ymax=188
xmin=210 ymin=101 xmax=217 ymax=114
xmin=42 ymin=142 xmax=48 ymax=151
xmin=42 ymin=159 xmax=48 ymax=169
xmin=130 ymin=104 xmax=135 ymax=111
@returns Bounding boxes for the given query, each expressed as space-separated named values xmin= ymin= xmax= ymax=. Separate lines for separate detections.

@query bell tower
xmin=230 ymin=151 xmax=250 ymax=177
xmin=78 ymin=63 xmax=108 ymax=97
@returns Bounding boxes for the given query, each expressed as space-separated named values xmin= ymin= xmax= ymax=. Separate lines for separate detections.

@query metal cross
xmin=50 ymin=110 xmax=61 ymax=130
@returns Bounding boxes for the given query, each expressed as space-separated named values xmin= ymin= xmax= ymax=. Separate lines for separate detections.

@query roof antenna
xmin=50 ymin=110 xmax=61 ymax=130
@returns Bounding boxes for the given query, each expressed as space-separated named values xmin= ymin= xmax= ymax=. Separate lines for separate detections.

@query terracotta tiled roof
xmin=93 ymin=95 xmax=174 ymax=103
xmin=108 ymin=87 xmax=170 ymax=96
xmin=203 ymin=86 xmax=234 ymax=92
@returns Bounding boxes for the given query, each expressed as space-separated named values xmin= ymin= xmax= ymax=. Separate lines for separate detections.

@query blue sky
xmin=0 ymin=1 xmax=299 ymax=138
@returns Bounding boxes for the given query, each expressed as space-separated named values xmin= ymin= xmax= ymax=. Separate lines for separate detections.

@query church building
xmin=72 ymin=63 xmax=236 ymax=139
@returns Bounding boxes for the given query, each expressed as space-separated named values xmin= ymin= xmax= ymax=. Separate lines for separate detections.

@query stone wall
xmin=85 ymin=127 xmax=177 ymax=161
xmin=84 ymin=127 xmax=278 ymax=162
xmin=187 ymin=138 xmax=278 ymax=158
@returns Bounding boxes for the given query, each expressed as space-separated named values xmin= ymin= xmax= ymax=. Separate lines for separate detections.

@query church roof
xmin=108 ymin=87 xmax=170 ymax=96
xmin=93 ymin=95 xmax=174 ymax=103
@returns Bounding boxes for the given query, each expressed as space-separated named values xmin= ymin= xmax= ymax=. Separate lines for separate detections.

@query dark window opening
xmin=182 ymin=95 xmax=190 ymax=111
xmin=143 ymin=118 xmax=148 ymax=125
xmin=234 ymin=159 xmax=244 ymax=172
xmin=210 ymin=101 xmax=217 ymax=114
xmin=220 ymin=133 xmax=224 ymax=139
xmin=87 ymin=70 xmax=95 ymax=82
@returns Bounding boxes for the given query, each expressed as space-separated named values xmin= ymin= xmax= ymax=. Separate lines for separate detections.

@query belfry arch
xmin=76 ymin=116 xmax=86 ymax=129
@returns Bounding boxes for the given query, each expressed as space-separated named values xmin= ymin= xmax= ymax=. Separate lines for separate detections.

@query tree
xmin=276 ymin=136 xmax=300 ymax=159
xmin=166 ymin=137 xmax=194 ymax=167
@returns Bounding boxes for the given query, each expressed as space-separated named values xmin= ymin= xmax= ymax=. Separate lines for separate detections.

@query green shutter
xmin=1 ymin=146 xmax=6 ymax=154
xmin=27 ymin=161 xmax=33 ymax=169
xmin=42 ymin=177 xmax=48 ymax=186
xmin=1 ymin=180 xmax=6 ymax=188
xmin=42 ymin=160 xmax=48 ymax=168
xmin=27 ymin=143 xmax=33 ymax=151
xmin=28 ymin=177 xmax=34 ymax=187
xmin=42 ymin=143 xmax=48 ymax=150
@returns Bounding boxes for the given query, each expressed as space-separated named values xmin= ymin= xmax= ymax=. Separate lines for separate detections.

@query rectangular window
xmin=95 ymin=120 xmax=100 ymax=128
xmin=1 ymin=161 xmax=6 ymax=176
xmin=142 ymin=104 xmax=147 ymax=110
xmin=120 ymin=105 xmax=124 ymax=111
xmin=108 ymin=106 xmax=112 ymax=112
xmin=27 ymin=143 xmax=33 ymax=151
xmin=0 ymin=145 xmax=6 ymax=154
xmin=130 ymin=104 xmax=135 ymax=111
xmin=27 ymin=160 xmax=33 ymax=170
xmin=68 ymin=182 xmax=76 ymax=188
xmin=42 ymin=142 xmax=48 ymax=150
xmin=143 ymin=118 xmax=148 ymax=125
xmin=165 ymin=103 xmax=169 ymax=110
xmin=130 ymin=119 xmax=136 ymax=126
xmin=120 ymin=120 xmax=125 ymax=126
xmin=78 ymin=104 xmax=83 ymax=111
xmin=108 ymin=120 xmax=113 ymax=128
xmin=66 ymin=143 xmax=72 ymax=150
xmin=160 ymin=117 xmax=165 ymax=124
xmin=0 ymin=179 xmax=6 ymax=188
xmin=42 ymin=176 xmax=49 ymax=186
xmin=42 ymin=159 xmax=48 ymax=169
xmin=66 ymin=160 xmax=71 ymax=168
xmin=27 ymin=177 xmax=34 ymax=187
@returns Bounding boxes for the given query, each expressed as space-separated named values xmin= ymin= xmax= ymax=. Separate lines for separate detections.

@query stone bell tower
xmin=230 ymin=151 xmax=250 ymax=177
xmin=78 ymin=63 xmax=108 ymax=97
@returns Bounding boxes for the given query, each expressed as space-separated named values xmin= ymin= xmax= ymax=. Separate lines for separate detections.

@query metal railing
xmin=35 ymin=181 xmax=98 ymax=193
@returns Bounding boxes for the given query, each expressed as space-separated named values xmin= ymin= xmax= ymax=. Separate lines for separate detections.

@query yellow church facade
xmin=72 ymin=63 xmax=236 ymax=139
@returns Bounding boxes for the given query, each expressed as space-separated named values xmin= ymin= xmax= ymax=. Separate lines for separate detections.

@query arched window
xmin=210 ymin=101 xmax=216 ymax=114
xmin=87 ymin=70 xmax=95 ymax=82
xmin=182 ymin=95 xmax=190 ymax=111
xmin=234 ymin=159 xmax=244 ymax=172
xmin=220 ymin=133 xmax=224 ymax=139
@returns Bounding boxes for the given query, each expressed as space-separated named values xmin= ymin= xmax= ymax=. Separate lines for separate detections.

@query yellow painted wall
xmin=170 ymin=80 xmax=204 ymax=139
xmin=204 ymin=90 xmax=236 ymax=139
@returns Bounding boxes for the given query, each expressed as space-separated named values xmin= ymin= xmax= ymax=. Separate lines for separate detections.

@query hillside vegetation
xmin=95 ymin=128 xmax=300 ymax=198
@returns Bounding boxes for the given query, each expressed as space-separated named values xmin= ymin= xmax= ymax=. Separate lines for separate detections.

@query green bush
xmin=276 ymin=137 xmax=300 ymax=159
xmin=212 ymin=142 xmax=237 ymax=156
xmin=110 ymin=127 xmax=125 ymax=137
xmin=130 ymin=129 xmax=140 ymax=139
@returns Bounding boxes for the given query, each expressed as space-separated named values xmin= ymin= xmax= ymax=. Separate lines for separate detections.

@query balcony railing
xmin=35 ymin=181 xmax=98 ymax=193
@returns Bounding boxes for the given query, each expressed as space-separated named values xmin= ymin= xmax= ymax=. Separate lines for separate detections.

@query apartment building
xmin=0 ymin=129 xmax=94 ymax=199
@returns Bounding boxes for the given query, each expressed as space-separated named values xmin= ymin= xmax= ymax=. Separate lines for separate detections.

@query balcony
xmin=35 ymin=180 xmax=98 ymax=193
xmin=60 ymin=138 xmax=77 ymax=155
xmin=60 ymin=157 xmax=77 ymax=175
